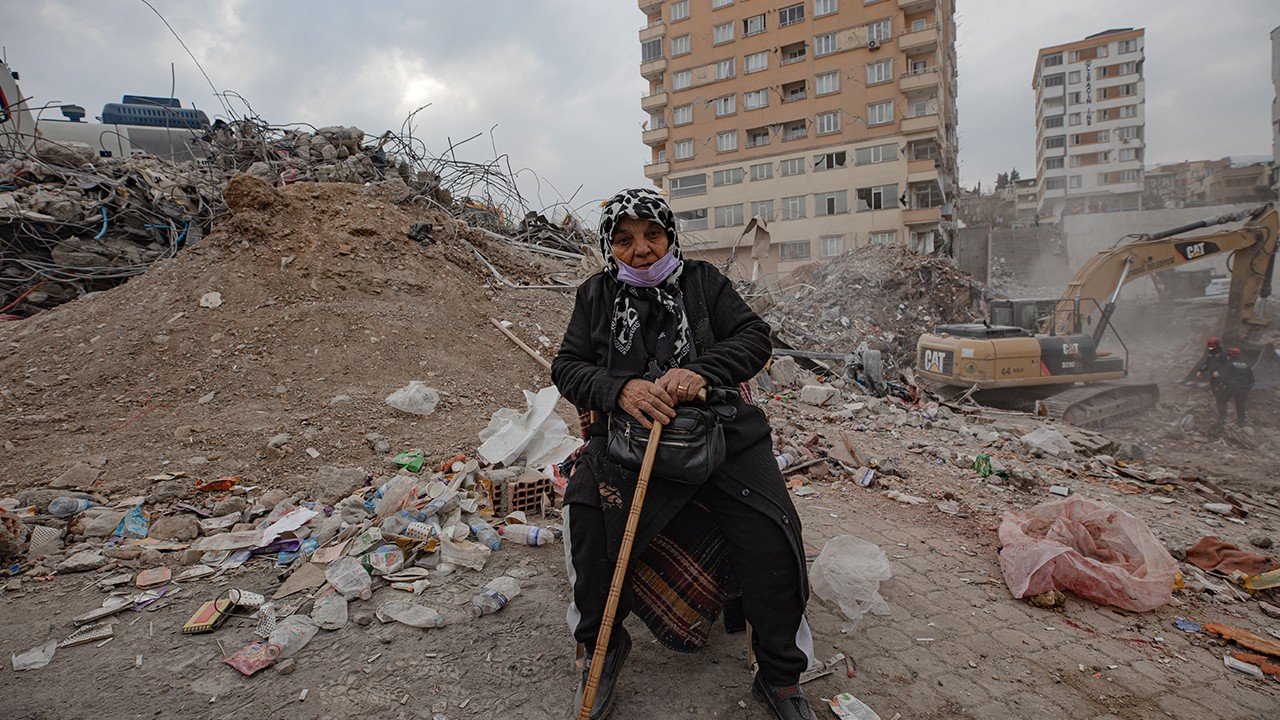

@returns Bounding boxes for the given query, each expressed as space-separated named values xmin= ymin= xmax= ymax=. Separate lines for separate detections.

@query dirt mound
xmin=0 ymin=176 xmax=575 ymax=497
xmin=764 ymin=245 xmax=992 ymax=369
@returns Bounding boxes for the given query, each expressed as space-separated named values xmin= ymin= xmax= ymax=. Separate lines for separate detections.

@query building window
xmin=866 ymin=100 xmax=893 ymax=125
xmin=814 ymin=151 xmax=847 ymax=170
xmin=816 ymin=111 xmax=840 ymax=135
xmin=670 ymin=174 xmax=707 ymax=197
xmin=1044 ymin=156 xmax=1064 ymax=170
xmin=713 ymin=22 xmax=734 ymax=44
xmin=866 ymin=59 xmax=893 ymax=84
xmin=713 ymin=168 xmax=745 ymax=186
xmin=814 ymin=0 xmax=838 ymax=17
xmin=1067 ymin=91 xmax=1082 ymax=104
xmin=1117 ymin=104 xmax=1137 ymax=118
xmin=815 ymin=71 xmax=840 ymax=95
xmin=780 ymin=4 xmax=805 ymax=27
xmin=744 ymin=51 xmax=769 ymax=73
xmin=780 ymin=158 xmax=806 ymax=176
xmin=744 ymin=89 xmax=769 ymax=110
xmin=1118 ymin=147 xmax=1139 ymax=162
xmin=671 ymin=0 xmax=690 ymax=21
xmin=716 ymin=58 xmax=735 ymax=80
xmin=674 ymin=139 xmax=694 ymax=160
xmin=1044 ymin=115 xmax=1064 ymax=129
xmin=1067 ymin=112 xmax=1081 ymax=126
xmin=781 ymin=195 xmax=806 ymax=219
xmin=672 ymin=70 xmax=692 ymax=90
xmin=746 ymin=127 xmax=771 ymax=148
xmin=1044 ymin=135 xmax=1065 ymax=149
xmin=912 ymin=182 xmax=942 ymax=208
xmin=648 ymin=112 xmax=665 ymax=129
xmin=867 ymin=19 xmax=892 ymax=43
xmin=673 ymin=105 xmax=693 ymax=125
xmin=641 ymin=39 xmax=663 ymax=63
xmin=717 ymin=131 xmax=738 ymax=153
xmin=1044 ymin=176 xmax=1065 ymax=190
xmin=1043 ymin=52 xmax=1063 ymax=67
xmin=1118 ymin=38 xmax=1138 ymax=53
xmin=814 ymin=33 xmax=837 ymax=56
xmin=855 ymin=142 xmax=897 ymax=165
xmin=1068 ymin=70 xmax=1081 ymax=84
xmin=1042 ymin=73 xmax=1064 ymax=88
xmin=778 ymin=240 xmax=811 ymax=261
xmin=750 ymin=162 xmax=773 ymax=181
xmin=820 ymin=235 xmax=843 ymax=256
xmin=713 ymin=0 xmax=733 ymax=8
xmin=856 ymin=183 xmax=897 ymax=211
xmin=671 ymin=35 xmax=691 ymax=56
xmin=781 ymin=41 xmax=807 ymax=65
xmin=1120 ymin=169 xmax=1139 ymax=182
xmin=1118 ymin=125 xmax=1140 ymax=141
xmin=1069 ymin=175 xmax=1082 ymax=189
xmin=814 ymin=190 xmax=848 ymax=215
xmin=715 ymin=95 xmax=736 ymax=117
xmin=781 ymin=120 xmax=807 ymax=141
xmin=675 ymin=208 xmax=708 ymax=230
xmin=869 ymin=230 xmax=896 ymax=245
xmin=744 ymin=14 xmax=766 ymax=36
xmin=750 ymin=200 xmax=774 ymax=221
xmin=907 ymin=140 xmax=934 ymax=161
xmin=714 ymin=204 xmax=745 ymax=227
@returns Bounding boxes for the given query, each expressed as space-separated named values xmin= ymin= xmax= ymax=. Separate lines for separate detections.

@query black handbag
xmin=607 ymin=388 xmax=736 ymax=484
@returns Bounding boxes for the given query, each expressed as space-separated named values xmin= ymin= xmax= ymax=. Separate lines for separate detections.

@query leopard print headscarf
xmin=598 ymin=188 xmax=690 ymax=366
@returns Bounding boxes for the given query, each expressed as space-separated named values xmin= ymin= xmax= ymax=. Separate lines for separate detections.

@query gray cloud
xmin=5 ymin=1 xmax=1277 ymax=215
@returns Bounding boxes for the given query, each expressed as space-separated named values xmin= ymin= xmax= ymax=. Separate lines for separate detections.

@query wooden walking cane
xmin=576 ymin=420 xmax=664 ymax=720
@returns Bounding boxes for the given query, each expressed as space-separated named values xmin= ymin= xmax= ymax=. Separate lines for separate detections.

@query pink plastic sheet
xmin=997 ymin=496 xmax=1177 ymax=612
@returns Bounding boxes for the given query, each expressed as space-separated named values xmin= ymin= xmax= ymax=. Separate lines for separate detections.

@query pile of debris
xmin=764 ymin=244 xmax=994 ymax=370
xmin=1 ymin=118 xmax=593 ymax=318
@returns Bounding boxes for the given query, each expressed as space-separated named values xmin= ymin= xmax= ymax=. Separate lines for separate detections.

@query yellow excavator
xmin=915 ymin=203 xmax=1278 ymax=427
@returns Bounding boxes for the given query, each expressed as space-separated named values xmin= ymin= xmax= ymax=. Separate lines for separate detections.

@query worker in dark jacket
xmin=1217 ymin=346 xmax=1254 ymax=425
xmin=552 ymin=188 xmax=814 ymax=720
xmin=1195 ymin=337 xmax=1227 ymax=387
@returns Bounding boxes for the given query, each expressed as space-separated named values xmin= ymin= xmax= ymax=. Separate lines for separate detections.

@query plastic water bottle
xmin=381 ymin=508 xmax=429 ymax=535
xmin=498 ymin=524 xmax=553 ymax=546
xmin=325 ymin=556 xmax=372 ymax=600
xmin=265 ymin=615 xmax=318 ymax=660
xmin=48 ymin=497 xmax=97 ymax=517
xmin=775 ymin=453 xmax=793 ymax=470
xmin=471 ymin=576 xmax=522 ymax=616
xmin=422 ymin=491 xmax=460 ymax=519
xmin=465 ymin=514 xmax=502 ymax=551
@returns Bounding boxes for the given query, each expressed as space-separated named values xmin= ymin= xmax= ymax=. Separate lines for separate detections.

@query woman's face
xmin=610 ymin=216 xmax=670 ymax=269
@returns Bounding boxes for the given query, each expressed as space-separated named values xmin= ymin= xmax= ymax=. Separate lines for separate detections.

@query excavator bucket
xmin=1253 ymin=342 xmax=1280 ymax=389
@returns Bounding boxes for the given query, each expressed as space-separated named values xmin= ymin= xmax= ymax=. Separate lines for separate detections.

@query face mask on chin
xmin=616 ymin=249 xmax=679 ymax=288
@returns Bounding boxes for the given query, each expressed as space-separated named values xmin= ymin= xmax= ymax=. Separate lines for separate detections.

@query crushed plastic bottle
xmin=422 ymin=490 xmax=460 ymax=519
xmin=471 ymin=576 xmax=522 ymax=616
xmin=265 ymin=615 xmax=318 ymax=660
xmin=465 ymin=514 xmax=502 ymax=551
xmin=381 ymin=508 xmax=429 ymax=535
xmin=325 ymin=556 xmax=372 ymax=600
xmin=48 ymin=497 xmax=97 ymax=517
xmin=497 ymin=524 xmax=554 ymax=546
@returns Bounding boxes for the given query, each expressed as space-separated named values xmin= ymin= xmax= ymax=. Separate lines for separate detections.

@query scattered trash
xmin=11 ymin=640 xmax=57 ymax=671
xmin=266 ymin=615 xmax=319 ymax=659
xmin=497 ymin=524 xmax=554 ymax=546
xmin=885 ymin=490 xmax=926 ymax=506
xmin=810 ymin=535 xmax=893 ymax=628
xmin=223 ymin=641 xmax=275 ymax=677
xmin=1185 ymin=536 xmax=1280 ymax=576
xmin=1203 ymin=622 xmax=1280 ymax=658
xmin=476 ymin=386 xmax=581 ymax=467
xmin=997 ymin=497 xmax=1177 ymax=612
xmin=471 ymin=576 xmax=521 ymax=616
xmin=194 ymin=476 xmax=239 ymax=492
xmin=1174 ymin=618 xmax=1202 ymax=634
xmin=326 ymin=557 xmax=373 ymax=601
xmin=385 ymin=381 xmax=441 ymax=417
xmin=1223 ymin=654 xmax=1264 ymax=679
xmin=135 ymin=567 xmax=171 ymax=589
xmin=48 ymin=497 xmax=97 ymax=518
xmin=392 ymin=449 xmax=426 ymax=473
xmin=376 ymin=600 xmax=445 ymax=629
xmin=60 ymin=622 xmax=114 ymax=648
xmin=827 ymin=691 xmax=882 ymax=720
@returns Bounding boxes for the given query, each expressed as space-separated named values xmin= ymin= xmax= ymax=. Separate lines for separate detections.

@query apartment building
xmin=638 ymin=0 xmax=958 ymax=279
xmin=1032 ymin=28 xmax=1146 ymax=221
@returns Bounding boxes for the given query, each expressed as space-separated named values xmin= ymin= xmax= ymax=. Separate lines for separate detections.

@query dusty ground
xmin=3 ymin=181 xmax=1278 ymax=719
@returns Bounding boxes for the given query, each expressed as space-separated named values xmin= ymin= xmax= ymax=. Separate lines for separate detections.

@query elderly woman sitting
xmin=552 ymin=188 xmax=815 ymax=720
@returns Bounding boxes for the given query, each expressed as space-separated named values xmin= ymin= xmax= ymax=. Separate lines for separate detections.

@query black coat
xmin=551 ymin=260 xmax=808 ymax=594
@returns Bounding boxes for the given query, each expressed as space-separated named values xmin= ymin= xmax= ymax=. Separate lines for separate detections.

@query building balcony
xmin=642 ymin=126 xmax=669 ymax=146
xmin=639 ymin=21 xmax=665 ymax=43
xmin=643 ymin=160 xmax=669 ymax=179
xmin=899 ymin=67 xmax=940 ymax=92
xmin=640 ymin=57 xmax=667 ymax=79
xmin=899 ymin=24 xmax=938 ymax=53
xmin=638 ymin=0 xmax=662 ymax=12
xmin=907 ymin=158 xmax=939 ymax=182
xmin=901 ymin=111 xmax=939 ymax=134
xmin=898 ymin=0 xmax=936 ymax=11
xmin=903 ymin=206 xmax=942 ymax=225
xmin=640 ymin=90 xmax=668 ymax=112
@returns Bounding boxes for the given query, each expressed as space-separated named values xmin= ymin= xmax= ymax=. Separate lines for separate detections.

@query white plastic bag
xmin=476 ymin=386 xmax=581 ymax=467
xmin=810 ymin=535 xmax=893 ymax=627
xmin=385 ymin=381 xmax=440 ymax=416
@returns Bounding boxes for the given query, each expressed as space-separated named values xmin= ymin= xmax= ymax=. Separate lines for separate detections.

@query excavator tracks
xmin=1035 ymin=382 xmax=1161 ymax=429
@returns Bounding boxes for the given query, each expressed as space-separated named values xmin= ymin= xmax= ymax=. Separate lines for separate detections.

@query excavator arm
xmin=1050 ymin=204 xmax=1278 ymax=343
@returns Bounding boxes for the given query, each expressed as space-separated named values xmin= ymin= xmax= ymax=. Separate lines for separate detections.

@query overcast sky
xmin=5 ymin=1 xmax=1279 ymax=215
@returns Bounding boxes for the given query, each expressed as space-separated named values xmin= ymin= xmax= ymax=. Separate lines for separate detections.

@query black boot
xmin=752 ymin=673 xmax=816 ymax=720
xmin=571 ymin=629 xmax=631 ymax=719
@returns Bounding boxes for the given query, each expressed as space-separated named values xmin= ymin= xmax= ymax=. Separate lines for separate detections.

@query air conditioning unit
xmin=868 ymin=39 xmax=881 ymax=50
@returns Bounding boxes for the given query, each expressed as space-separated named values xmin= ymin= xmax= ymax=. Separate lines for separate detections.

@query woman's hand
xmin=618 ymin=379 xmax=677 ymax=429
xmin=656 ymin=368 xmax=707 ymax=405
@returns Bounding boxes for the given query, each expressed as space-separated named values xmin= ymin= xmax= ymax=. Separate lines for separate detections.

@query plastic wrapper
xmin=997 ymin=496 xmax=1177 ymax=612
xmin=384 ymin=381 xmax=440 ymax=416
xmin=809 ymin=535 xmax=893 ymax=627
